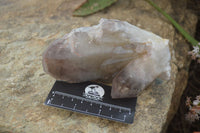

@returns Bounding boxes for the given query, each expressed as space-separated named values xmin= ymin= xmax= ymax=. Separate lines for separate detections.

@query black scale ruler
xmin=44 ymin=81 xmax=137 ymax=124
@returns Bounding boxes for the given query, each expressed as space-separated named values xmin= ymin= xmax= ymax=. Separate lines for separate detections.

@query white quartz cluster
xmin=42 ymin=18 xmax=171 ymax=98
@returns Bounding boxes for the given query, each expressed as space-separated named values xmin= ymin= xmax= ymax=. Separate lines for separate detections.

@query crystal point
xmin=42 ymin=18 xmax=171 ymax=98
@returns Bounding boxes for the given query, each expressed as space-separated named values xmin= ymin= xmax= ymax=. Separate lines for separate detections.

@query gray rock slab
xmin=0 ymin=0 xmax=197 ymax=133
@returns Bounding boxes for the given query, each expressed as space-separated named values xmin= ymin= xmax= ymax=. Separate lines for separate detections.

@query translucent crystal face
xmin=42 ymin=18 xmax=171 ymax=98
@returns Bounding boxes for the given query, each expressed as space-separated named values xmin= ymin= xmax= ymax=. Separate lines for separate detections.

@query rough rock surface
xmin=0 ymin=0 xmax=197 ymax=133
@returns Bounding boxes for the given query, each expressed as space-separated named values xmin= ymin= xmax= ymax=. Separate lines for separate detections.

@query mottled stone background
xmin=0 ymin=0 xmax=197 ymax=133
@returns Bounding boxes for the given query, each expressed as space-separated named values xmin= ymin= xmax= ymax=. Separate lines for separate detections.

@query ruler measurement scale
xmin=48 ymin=91 xmax=130 ymax=122
xmin=53 ymin=91 xmax=131 ymax=112
xmin=45 ymin=81 xmax=137 ymax=124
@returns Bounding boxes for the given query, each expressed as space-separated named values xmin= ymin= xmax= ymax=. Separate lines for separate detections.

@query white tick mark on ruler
xmin=98 ymin=109 xmax=101 ymax=114
xmin=47 ymin=99 xmax=51 ymax=104
xmin=73 ymin=104 xmax=77 ymax=110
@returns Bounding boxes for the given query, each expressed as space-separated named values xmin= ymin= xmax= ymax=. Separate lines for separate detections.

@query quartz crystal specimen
xmin=42 ymin=18 xmax=171 ymax=98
